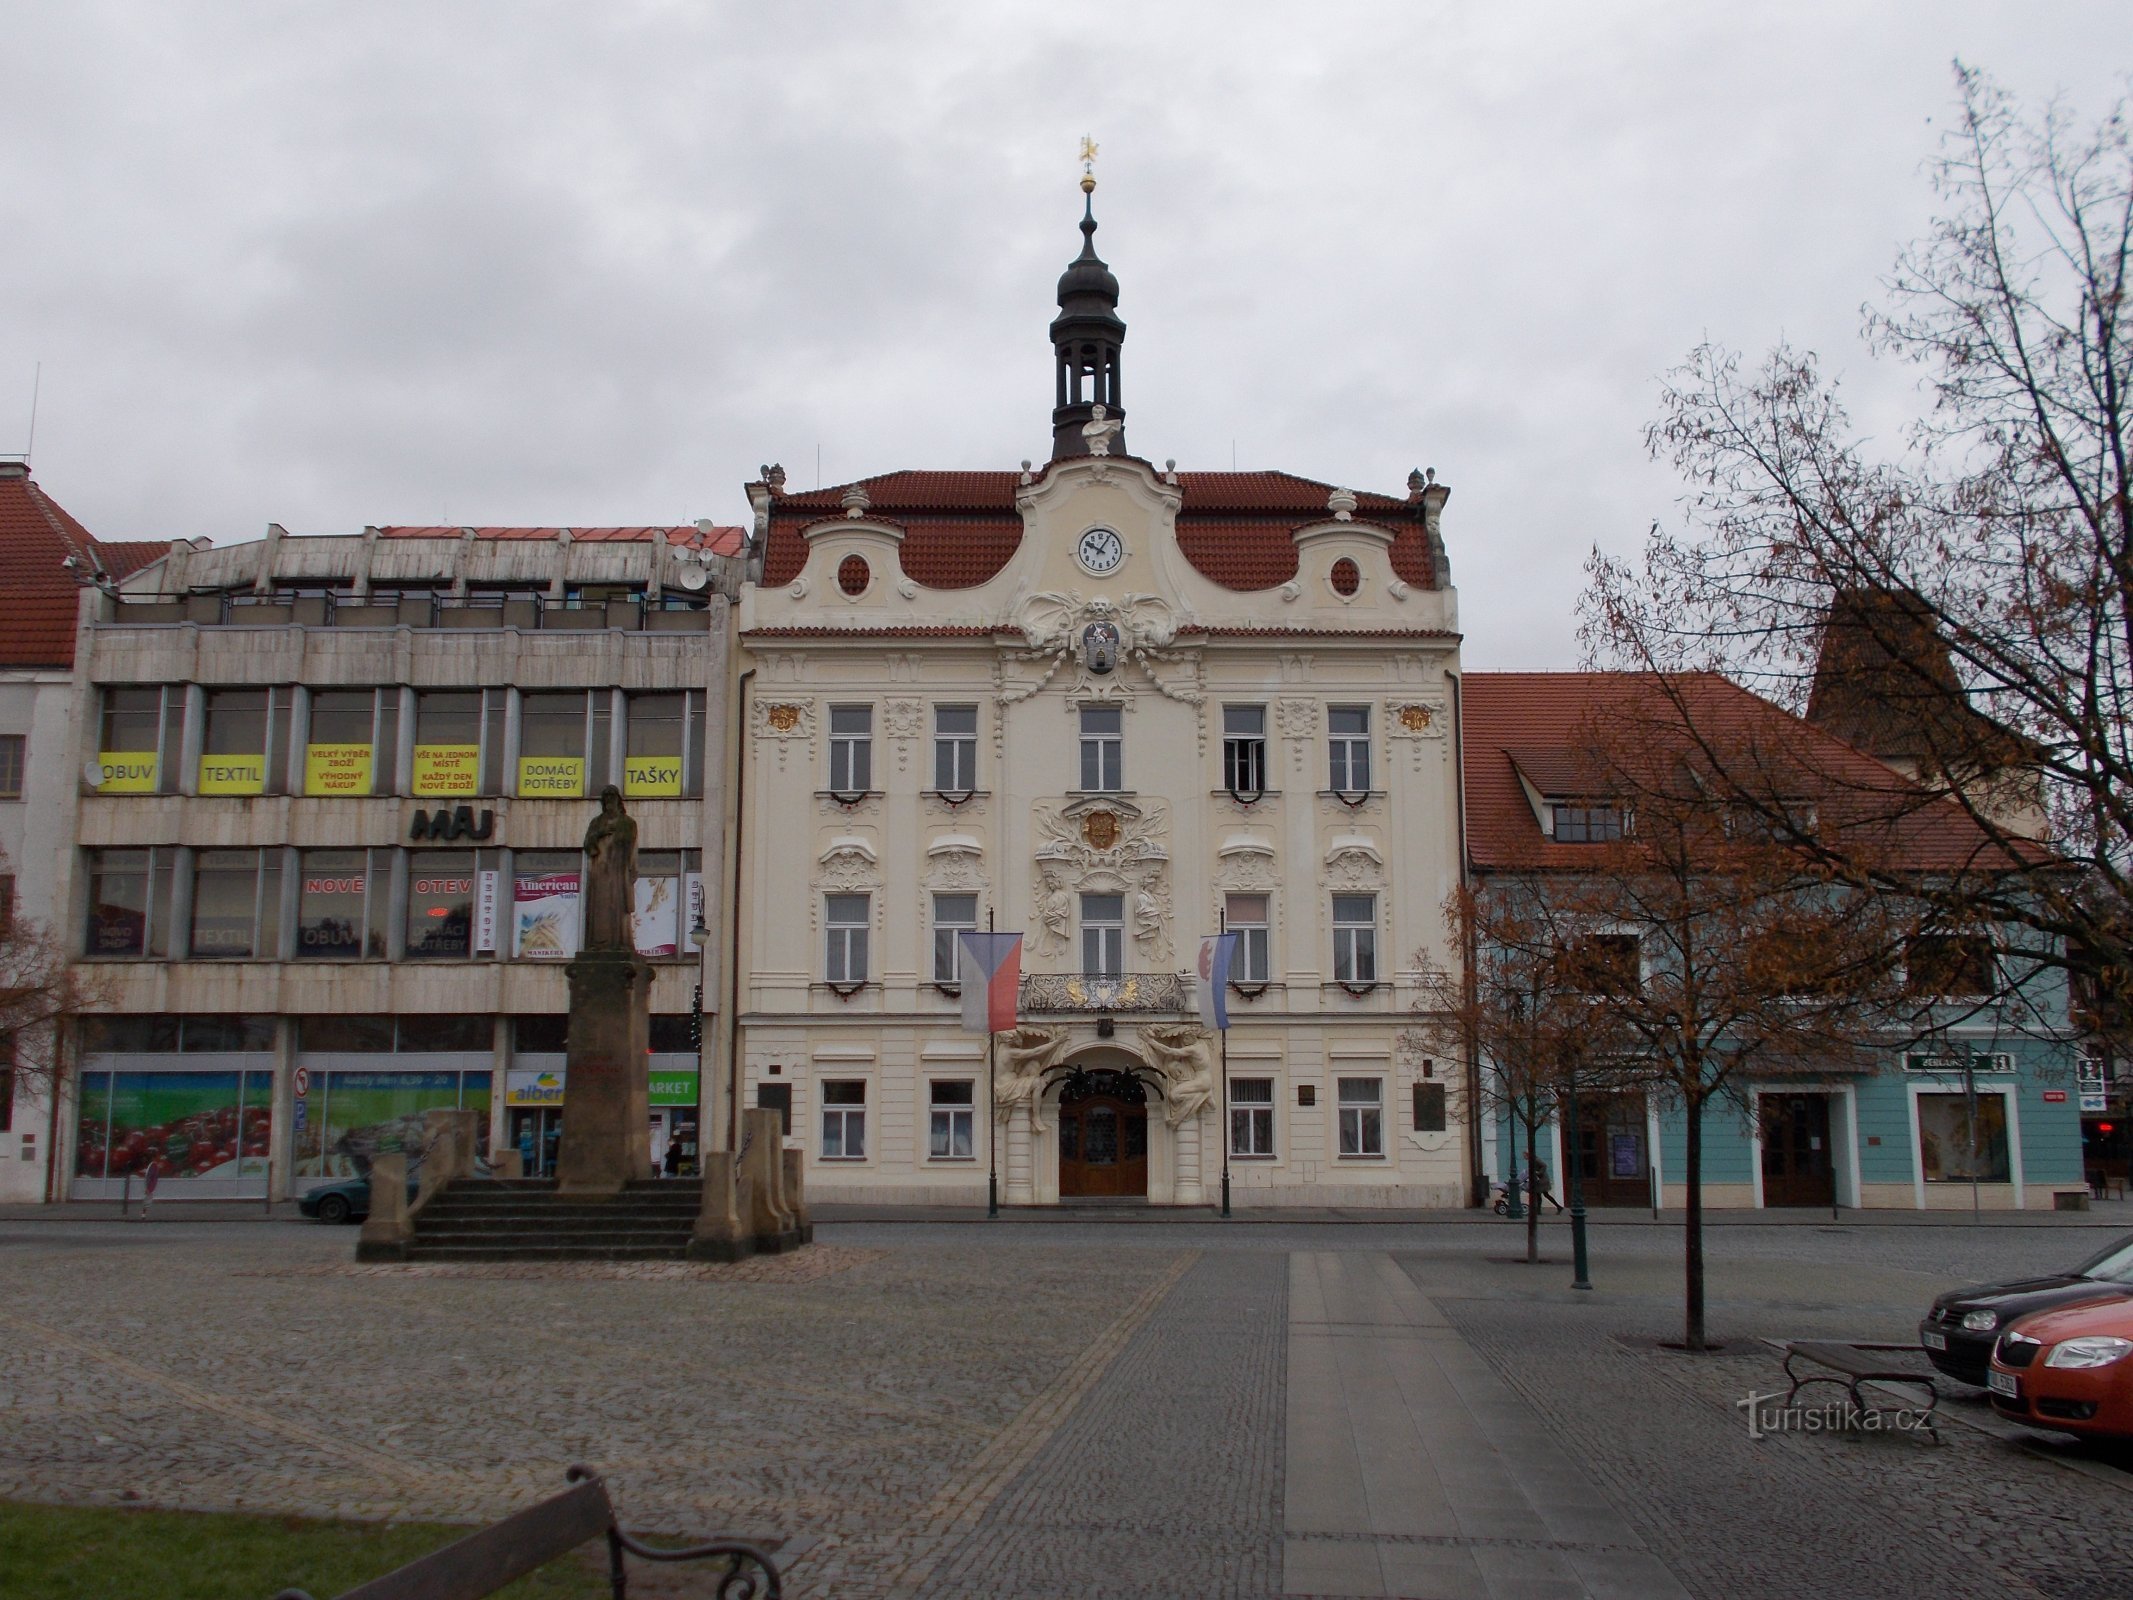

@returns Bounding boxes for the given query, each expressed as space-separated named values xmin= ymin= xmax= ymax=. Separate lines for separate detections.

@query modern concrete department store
xmin=65 ymin=523 xmax=742 ymax=1200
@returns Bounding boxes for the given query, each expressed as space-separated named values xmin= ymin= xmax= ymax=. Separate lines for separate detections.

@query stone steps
xmin=404 ymin=1242 xmax=694 ymax=1262
xmin=404 ymin=1176 xmax=703 ymax=1261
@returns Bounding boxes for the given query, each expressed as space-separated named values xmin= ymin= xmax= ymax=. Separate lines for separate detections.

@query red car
xmin=1989 ymin=1297 xmax=2133 ymax=1442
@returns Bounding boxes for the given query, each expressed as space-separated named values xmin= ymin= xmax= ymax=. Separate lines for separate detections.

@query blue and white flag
xmin=1196 ymin=933 xmax=1239 ymax=1031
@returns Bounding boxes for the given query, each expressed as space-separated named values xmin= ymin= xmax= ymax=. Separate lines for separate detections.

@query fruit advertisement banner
xmin=94 ymin=752 xmax=159 ymax=794
xmin=305 ymin=742 xmax=373 ymax=796
xmin=518 ymin=755 xmax=585 ymax=797
xmin=413 ymin=743 xmax=480 ymax=796
xmin=624 ymin=756 xmax=682 ymax=797
xmin=197 ymin=753 xmax=267 ymax=795
xmin=514 ymin=873 xmax=580 ymax=959
xmin=75 ymin=1070 xmax=272 ymax=1182
xmin=292 ymin=1069 xmax=491 ymax=1181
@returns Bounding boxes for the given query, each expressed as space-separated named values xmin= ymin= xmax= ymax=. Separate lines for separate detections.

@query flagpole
xmin=1219 ymin=908 xmax=1231 ymax=1219
xmin=987 ymin=907 xmax=999 ymax=1219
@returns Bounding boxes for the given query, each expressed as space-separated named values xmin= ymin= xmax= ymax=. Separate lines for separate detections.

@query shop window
xmin=1222 ymin=705 xmax=1267 ymax=798
xmin=1328 ymin=706 xmax=1371 ymax=795
xmin=94 ymin=686 xmax=183 ymax=794
xmin=1413 ymin=1081 xmax=1447 ymax=1133
xmin=1226 ymin=894 xmax=1270 ymax=984
xmin=1332 ymin=894 xmax=1377 ymax=985
xmin=296 ymin=849 xmax=387 ymax=959
xmin=513 ymin=1014 xmax=570 ymax=1054
xmin=1338 ymin=1077 xmax=1384 ymax=1157
xmin=933 ymin=893 xmax=977 ymax=985
xmin=522 ymin=690 xmax=612 ymax=799
xmin=73 ymin=1067 xmax=274 ymax=1184
xmin=406 ymin=851 xmax=478 ymax=959
xmin=929 ymin=1080 xmax=975 ymax=1159
xmin=306 ymin=689 xmax=394 ymax=796
xmin=1906 ymin=934 xmax=1997 ymax=998
xmin=825 ymin=894 xmax=869 ymax=984
xmin=821 ymin=1080 xmax=867 ymax=1159
xmin=1917 ymin=1091 xmax=2011 ymax=1182
xmin=648 ymin=1014 xmax=697 ymax=1053
xmin=0 ymin=733 xmax=22 ymax=799
xmin=933 ymin=706 xmax=978 ymax=794
xmin=413 ymin=690 xmax=505 ymax=798
xmin=513 ymin=850 xmax=580 ymax=959
xmin=623 ymin=692 xmax=704 ymax=799
xmin=632 ymin=850 xmax=701 ymax=958
xmin=1231 ymin=1077 xmax=1275 ymax=1156
xmin=179 ymin=1016 xmax=276 ymax=1052
xmin=1081 ymin=893 xmax=1124 ymax=979
xmin=298 ymin=1015 xmax=396 ymax=1052
xmin=189 ymin=850 xmax=282 ymax=960
xmin=85 ymin=848 xmax=174 ymax=958
xmin=199 ymin=688 xmax=293 ymax=796
xmin=1079 ymin=704 xmax=1122 ymax=792
xmin=82 ymin=1015 xmax=181 ymax=1053
xmin=828 ymin=706 xmax=872 ymax=795
xmin=288 ymin=1064 xmax=491 ymax=1183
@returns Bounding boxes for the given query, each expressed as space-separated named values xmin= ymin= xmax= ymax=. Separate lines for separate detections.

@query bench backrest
xmin=286 ymin=1479 xmax=614 ymax=1600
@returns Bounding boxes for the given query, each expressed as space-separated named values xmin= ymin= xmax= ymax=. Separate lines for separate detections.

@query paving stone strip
xmin=233 ymin=1245 xmax=884 ymax=1283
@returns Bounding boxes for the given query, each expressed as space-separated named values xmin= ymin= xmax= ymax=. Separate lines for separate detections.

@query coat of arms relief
xmin=1030 ymin=797 xmax=1173 ymax=962
xmin=1002 ymin=591 xmax=1201 ymax=706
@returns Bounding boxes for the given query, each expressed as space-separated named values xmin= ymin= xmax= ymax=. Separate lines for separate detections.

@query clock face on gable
xmin=1076 ymin=526 xmax=1125 ymax=576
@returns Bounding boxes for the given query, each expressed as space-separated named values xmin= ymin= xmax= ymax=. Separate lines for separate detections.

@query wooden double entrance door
xmin=1058 ymin=1070 xmax=1149 ymax=1199
xmin=1570 ymin=1092 xmax=1650 ymax=1207
xmin=1761 ymin=1092 xmax=1837 ymax=1207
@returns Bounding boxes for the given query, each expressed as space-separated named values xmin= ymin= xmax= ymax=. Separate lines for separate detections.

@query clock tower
xmin=1050 ymin=152 xmax=1129 ymax=462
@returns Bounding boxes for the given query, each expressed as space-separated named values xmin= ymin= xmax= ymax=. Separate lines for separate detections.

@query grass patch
xmin=0 ymin=1500 xmax=607 ymax=1600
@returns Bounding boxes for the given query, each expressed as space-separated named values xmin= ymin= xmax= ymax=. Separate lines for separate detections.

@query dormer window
xmin=1551 ymin=803 xmax=1624 ymax=843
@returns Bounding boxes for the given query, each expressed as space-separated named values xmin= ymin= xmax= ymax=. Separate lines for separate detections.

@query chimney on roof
xmin=0 ymin=459 xmax=27 ymax=480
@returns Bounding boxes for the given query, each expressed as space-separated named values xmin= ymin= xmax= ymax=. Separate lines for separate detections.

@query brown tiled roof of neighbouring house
xmin=0 ymin=466 xmax=171 ymax=668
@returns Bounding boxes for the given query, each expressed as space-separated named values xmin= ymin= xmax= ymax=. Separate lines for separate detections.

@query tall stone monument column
xmin=556 ymin=787 xmax=654 ymax=1193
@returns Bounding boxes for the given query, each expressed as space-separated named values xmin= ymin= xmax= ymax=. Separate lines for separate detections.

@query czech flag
xmin=958 ymin=931 xmax=1024 ymax=1034
xmin=1196 ymin=933 xmax=1238 ymax=1031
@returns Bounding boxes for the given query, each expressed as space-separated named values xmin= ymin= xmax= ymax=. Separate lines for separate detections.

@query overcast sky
xmin=3 ymin=2 xmax=2124 ymax=666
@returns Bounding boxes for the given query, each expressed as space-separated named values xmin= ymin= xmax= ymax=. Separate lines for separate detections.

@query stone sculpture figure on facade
xmin=1081 ymin=402 xmax=1124 ymax=457
xmin=997 ymin=1025 xmax=1069 ymax=1129
xmin=1142 ymin=1023 xmax=1217 ymax=1128
xmin=581 ymin=785 xmax=638 ymax=951
xmin=1036 ymin=870 xmax=1072 ymax=953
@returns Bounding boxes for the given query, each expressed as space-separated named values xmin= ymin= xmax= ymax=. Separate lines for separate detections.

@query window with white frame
xmin=929 ymin=1079 xmax=975 ymax=1159
xmin=1226 ymin=893 xmax=1271 ymax=984
xmin=1337 ymin=1076 xmax=1384 ymax=1157
xmin=1231 ymin=1076 xmax=1275 ymax=1156
xmin=828 ymin=706 xmax=873 ymax=794
xmin=1332 ymin=894 xmax=1377 ymax=984
xmin=1081 ymin=892 xmax=1124 ymax=978
xmin=1079 ymin=703 xmax=1122 ymax=792
xmin=933 ymin=893 xmax=978 ymax=985
xmin=825 ymin=894 xmax=869 ymax=984
xmin=1327 ymin=706 xmax=1371 ymax=793
xmin=820 ymin=1080 xmax=867 ymax=1159
xmin=1222 ymin=705 xmax=1267 ymax=797
xmin=1916 ymin=1091 xmax=2010 ymax=1182
xmin=933 ymin=705 xmax=978 ymax=794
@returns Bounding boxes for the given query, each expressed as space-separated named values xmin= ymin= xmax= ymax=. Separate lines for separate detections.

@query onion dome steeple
xmin=1049 ymin=144 xmax=1128 ymax=461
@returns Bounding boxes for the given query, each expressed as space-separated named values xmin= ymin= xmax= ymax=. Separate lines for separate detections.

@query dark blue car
xmin=296 ymin=1175 xmax=419 ymax=1225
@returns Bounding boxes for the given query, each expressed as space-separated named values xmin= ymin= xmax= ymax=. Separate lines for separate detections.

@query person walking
xmin=137 ymin=1161 xmax=160 ymax=1220
xmin=517 ymin=1123 xmax=536 ymax=1178
xmin=1531 ymin=1156 xmax=1564 ymax=1214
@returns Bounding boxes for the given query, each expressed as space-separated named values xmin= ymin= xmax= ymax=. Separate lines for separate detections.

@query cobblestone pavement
xmin=2 ymin=1215 xmax=2130 ymax=1597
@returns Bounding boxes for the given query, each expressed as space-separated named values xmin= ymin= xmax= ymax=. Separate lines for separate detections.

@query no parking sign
xmin=293 ymin=1066 xmax=310 ymax=1131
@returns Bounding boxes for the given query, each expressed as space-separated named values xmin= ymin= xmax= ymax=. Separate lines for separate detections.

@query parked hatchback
xmin=1919 ymin=1232 xmax=2133 ymax=1385
xmin=1989 ymin=1297 xmax=2133 ymax=1442
xmin=296 ymin=1175 xmax=417 ymax=1225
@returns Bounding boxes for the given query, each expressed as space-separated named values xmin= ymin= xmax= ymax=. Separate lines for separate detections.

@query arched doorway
xmin=1057 ymin=1068 xmax=1150 ymax=1199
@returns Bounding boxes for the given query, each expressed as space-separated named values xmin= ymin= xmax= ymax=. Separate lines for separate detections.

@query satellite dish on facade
xmin=673 ymin=560 xmax=710 ymax=592
xmin=83 ymin=759 xmax=108 ymax=790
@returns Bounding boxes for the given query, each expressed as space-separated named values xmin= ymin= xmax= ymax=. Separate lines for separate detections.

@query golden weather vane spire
xmin=1079 ymin=135 xmax=1099 ymax=194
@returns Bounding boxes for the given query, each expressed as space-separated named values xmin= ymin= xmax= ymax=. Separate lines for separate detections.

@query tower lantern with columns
xmin=1050 ymin=141 xmax=1128 ymax=461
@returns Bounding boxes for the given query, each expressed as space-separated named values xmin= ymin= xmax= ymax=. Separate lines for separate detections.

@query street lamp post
xmin=1567 ymin=1063 xmax=1592 ymax=1292
xmin=690 ymin=911 xmax=710 ymax=1173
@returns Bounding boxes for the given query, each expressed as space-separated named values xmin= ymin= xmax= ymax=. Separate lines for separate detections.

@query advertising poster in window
xmin=298 ymin=866 xmax=368 ymax=957
xmin=197 ymin=754 xmax=267 ymax=795
xmin=290 ymin=1070 xmax=490 ymax=1180
xmin=515 ymin=873 xmax=580 ymax=959
xmin=517 ymin=756 xmax=585 ymax=797
xmin=474 ymin=870 xmax=500 ymax=953
xmin=305 ymin=742 xmax=373 ymax=796
xmin=624 ymin=756 xmax=682 ymax=797
xmin=93 ymin=753 xmax=159 ymax=793
xmin=413 ymin=743 xmax=480 ymax=796
xmin=633 ymin=875 xmax=679 ymax=957
xmin=73 ymin=1071 xmax=272 ymax=1182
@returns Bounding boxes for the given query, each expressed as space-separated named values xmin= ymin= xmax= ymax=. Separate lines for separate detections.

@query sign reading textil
xmin=198 ymin=754 xmax=267 ymax=795
xmin=412 ymin=743 xmax=479 ymax=796
xmin=305 ymin=742 xmax=373 ymax=796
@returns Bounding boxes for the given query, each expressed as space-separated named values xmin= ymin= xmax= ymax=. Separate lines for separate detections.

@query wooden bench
xmin=271 ymin=1466 xmax=781 ymax=1599
xmin=1779 ymin=1340 xmax=1940 ymax=1443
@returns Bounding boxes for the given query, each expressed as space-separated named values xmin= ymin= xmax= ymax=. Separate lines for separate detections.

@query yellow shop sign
xmin=94 ymin=752 xmax=159 ymax=793
xmin=305 ymin=742 xmax=374 ymax=796
xmin=412 ymin=743 xmax=480 ymax=796
xmin=197 ymin=754 xmax=267 ymax=795
xmin=518 ymin=756 xmax=585 ymax=797
xmin=623 ymin=756 xmax=682 ymax=797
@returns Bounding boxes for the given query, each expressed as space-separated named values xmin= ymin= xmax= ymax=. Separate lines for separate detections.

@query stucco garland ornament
xmin=1142 ymin=1023 xmax=1217 ymax=1127
xmin=997 ymin=1025 xmax=1069 ymax=1129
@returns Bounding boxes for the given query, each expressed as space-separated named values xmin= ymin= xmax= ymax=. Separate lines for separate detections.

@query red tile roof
xmin=0 ymin=468 xmax=171 ymax=668
xmin=1460 ymin=671 xmax=2026 ymax=874
xmin=376 ymin=524 xmax=745 ymax=554
xmin=759 ymin=467 xmax=1443 ymax=592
